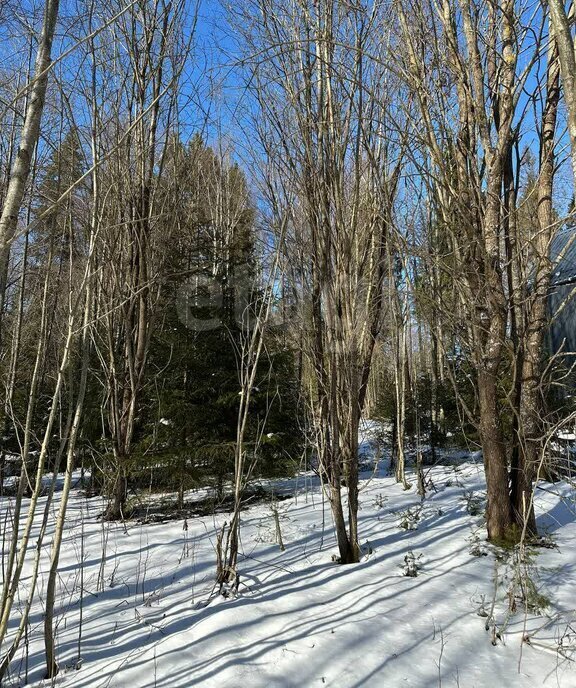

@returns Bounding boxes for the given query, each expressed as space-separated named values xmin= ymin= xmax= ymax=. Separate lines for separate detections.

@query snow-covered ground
xmin=3 ymin=434 xmax=576 ymax=687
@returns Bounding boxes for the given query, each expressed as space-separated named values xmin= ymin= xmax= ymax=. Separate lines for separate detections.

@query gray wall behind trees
xmin=550 ymin=227 xmax=576 ymax=382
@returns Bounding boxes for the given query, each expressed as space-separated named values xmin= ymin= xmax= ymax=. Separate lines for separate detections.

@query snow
xmin=3 ymin=442 xmax=576 ymax=687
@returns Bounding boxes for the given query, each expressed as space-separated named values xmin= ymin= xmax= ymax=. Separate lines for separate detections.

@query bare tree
xmin=398 ymin=0 xmax=549 ymax=541
xmin=217 ymin=229 xmax=284 ymax=589
xmin=0 ymin=0 xmax=60 ymax=341
xmin=234 ymin=0 xmax=404 ymax=562
xmin=548 ymin=0 xmax=576 ymax=180
xmin=92 ymin=0 xmax=187 ymax=520
xmin=512 ymin=27 xmax=561 ymax=532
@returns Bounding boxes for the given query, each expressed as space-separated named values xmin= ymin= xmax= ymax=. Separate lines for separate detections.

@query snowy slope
xmin=3 ymin=443 xmax=576 ymax=687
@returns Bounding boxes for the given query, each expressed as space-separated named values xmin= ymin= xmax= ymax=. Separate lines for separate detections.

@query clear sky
xmin=0 ymin=0 xmax=573 ymax=212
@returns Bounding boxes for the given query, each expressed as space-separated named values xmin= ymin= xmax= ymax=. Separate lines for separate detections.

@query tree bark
xmin=512 ymin=34 xmax=560 ymax=535
xmin=0 ymin=0 xmax=60 ymax=339
xmin=478 ymin=368 xmax=515 ymax=541
xmin=548 ymin=0 xmax=576 ymax=182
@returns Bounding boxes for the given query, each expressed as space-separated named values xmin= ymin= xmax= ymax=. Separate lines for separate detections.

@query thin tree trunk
xmin=513 ymin=33 xmax=560 ymax=534
xmin=0 ymin=0 xmax=60 ymax=338
xmin=0 ymin=315 xmax=76 ymax=679
xmin=548 ymin=0 xmax=576 ymax=182
xmin=0 ymin=240 xmax=55 ymax=618
xmin=44 ymin=284 xmax=91 ymax=678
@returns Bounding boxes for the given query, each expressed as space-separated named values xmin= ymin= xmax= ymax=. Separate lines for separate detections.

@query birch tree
xmin=0 ymin=0 xmax=60 ymax=341
xmin=547 ymin=0 xmax=576 ymax=180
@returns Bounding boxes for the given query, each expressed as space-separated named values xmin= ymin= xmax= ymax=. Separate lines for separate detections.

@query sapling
xmin=402 ymin=550 xmax=422 ymax=577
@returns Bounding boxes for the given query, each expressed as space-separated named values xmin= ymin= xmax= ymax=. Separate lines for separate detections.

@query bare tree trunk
xmin=392 ymin=281 xmax=410 ymax=490
xmin=0 ymin=309 xmax=77 ymax=679
xmin=512 ymin=34 xmax=560 ymax=534
xmin=98 ymin=0 xmax=182 ymax=520
xmin=44 ymin=281 xmax=91 ymax=677
xmin=478 ymin=368 xmax=514 ymax=541
xmin=0 ymin=0 xmax=60 ymax=338
xmin=480 ymin=165 xmax=516 ymax=542
xmin=218 ymin=218 xmax=283 ymax=587
xmin=548 ymin=0 xmax=576 ymax=181
xmin=398 ymin=0 xmax=527 ymax=543
xmin=0 ymin=239 xmax=56 ymax=619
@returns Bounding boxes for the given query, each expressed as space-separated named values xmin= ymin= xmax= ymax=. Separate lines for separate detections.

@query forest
xmin=0 ymin=0 xmax=576 ymax=685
